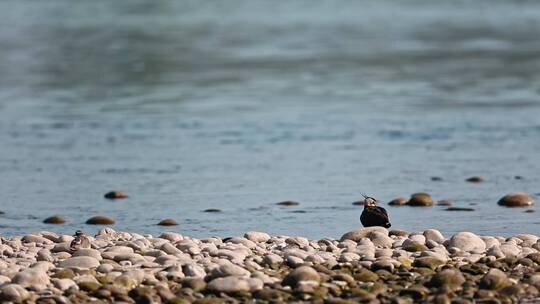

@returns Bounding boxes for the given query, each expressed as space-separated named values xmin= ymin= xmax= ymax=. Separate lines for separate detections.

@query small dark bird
xmin=360 ymin=194 xmax=391 ymax=228
xmin=70 ymin=230 xmax=91 ymax=252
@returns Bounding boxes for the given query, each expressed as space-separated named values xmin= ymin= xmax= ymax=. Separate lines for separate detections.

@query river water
xmin=0 ymin=1 xmax=539 ymax=239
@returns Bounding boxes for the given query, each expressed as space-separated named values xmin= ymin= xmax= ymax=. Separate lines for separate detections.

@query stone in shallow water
xmin=276 ymin=200 xmax=300 ymax=206
xmin=407 ymin=193 xmax=434 ymax=207
xmin=466 ymin=176 xmax=485 ymax=183
xmin=497 ymin=192 xmax=534 ymax=207
xmin=203 ymin=208 xmax=222 ymax=213
xmin=388 ymin=197 xmax=408 ymax=206
xmin=104 ymin=191 xmax=128 ymax=199
xmin=437 ymin=200 xmax=452 ymax=206
xmin=86 ymin=216 xmax=115 ymax=225
xmin=445 ymin=207 xmax=475 ymax=211
xmin=158 ymin=219 xmax=178 ymax=226
xmin=43 ymin=216 xmax=66 ymax=224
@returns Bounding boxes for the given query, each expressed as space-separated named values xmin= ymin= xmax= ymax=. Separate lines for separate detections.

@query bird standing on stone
xmin=360 ymin=194 xmax=391 ymax=228
xmin=70 ymin=230 xmax=91 ymax=252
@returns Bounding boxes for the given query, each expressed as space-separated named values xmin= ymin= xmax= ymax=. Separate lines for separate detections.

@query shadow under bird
xmin=360 ymin=194 xmax=391 ymax=228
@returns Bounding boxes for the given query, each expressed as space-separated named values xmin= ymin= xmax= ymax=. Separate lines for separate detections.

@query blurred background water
xmin=0 ymin=0 xmax=539 ymax=239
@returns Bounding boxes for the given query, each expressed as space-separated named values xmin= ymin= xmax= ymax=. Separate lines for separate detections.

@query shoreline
xmin=0 ymin=227 xmax=539 ymax=303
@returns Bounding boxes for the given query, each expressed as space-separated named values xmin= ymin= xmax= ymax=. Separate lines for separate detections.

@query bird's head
xmin=74 ymin=230 xmax=83 ymax=237
xmin=362 ymin=193 xmax=377 ymax=207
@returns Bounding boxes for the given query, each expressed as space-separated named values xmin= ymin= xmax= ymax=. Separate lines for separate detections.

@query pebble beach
xmin=1 ymin=227 xmax=540 ymax=303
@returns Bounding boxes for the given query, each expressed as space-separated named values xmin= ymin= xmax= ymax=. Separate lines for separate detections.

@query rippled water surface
xmin=1 ymin=1 xmax=540 ymax=239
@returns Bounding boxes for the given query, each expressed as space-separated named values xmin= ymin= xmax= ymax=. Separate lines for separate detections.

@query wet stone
xmin=157 ymin=219 xmax=178 ymax=226
xmin=407 ymin=193 xmax=434 ymax=207
xmin=437 ymin=200 xmax=452 ymax=206
xmin=104 ymin=191 xmax=128 ymax=199
xmin=466 ymin=176 xmax=485 ymax=183
xmin=43 ymin=216 xmax=66 ymax=224
xmin=86 ymin=215 xmax=115 ymax=225
xmin=497 ymin=192 xmax=534 ymax=207
xmin=388 ymin=197 xmax=408 ymax=206
xmin=203 ymin=209 xmax=222 ymax=213
xmin=445 ymin=207 xmax=475 ymax=211
xmin=276 ymin=201 xmax=300 ymax=206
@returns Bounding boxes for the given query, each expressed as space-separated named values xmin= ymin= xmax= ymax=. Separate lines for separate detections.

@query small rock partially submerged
xmin=157 ymin=219 xmax=178 ymax=226
xmin=445 ymin=207 xmax=475 ymax=212
xmin=466 ymin=176 xmax=485 ymax=183
xmin=276 ymin=201 xmax=301 ymax=206
xmin=86 ymin=216 xmax=115 ymax=225
xmin=104 ymin=191 xmax=128 ymax=199
xmin=203 ymin=209 xmax=222 ymax=213
xmin=43 ymin=216 xmax=66 ymax=224
xmin=388 ymin=197 xmax=408 ymax=206
xmin=407 ymin=193 xmax=434 ymax=207
xmin=497 ymin=192 xmax=534 ymax=207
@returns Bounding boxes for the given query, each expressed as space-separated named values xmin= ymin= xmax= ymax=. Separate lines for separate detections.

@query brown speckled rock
xmin=388 ymin=198 xmax=408 ymax=206
xmin=497 ymin=192 xmax=534 ymax=207
xmin=158 ymin=219 xmax=178 ymax=226
xmin=104 ymin=191 xmax=128 ymax=199
xmin=86 ymin=215 xmax=115 ymax=225
xmin=407 ymin=193 xmax=434 ymax=207
xmin=43 ymin=216 xmax=66 ymax=224
xmin=466 ymin=176 xmax=485 ymax=183
xmin=276 ymin=201 xmax=300 ymax=206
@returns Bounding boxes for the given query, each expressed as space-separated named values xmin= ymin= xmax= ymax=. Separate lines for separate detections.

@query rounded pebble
xmin=388 ymin=197 xmax=408 ymax=206
xmin=86 ymin=215 xmax=115 ymax=225
xmin=276 ymin=201 xmax=301 ymax=206
xmin=407 ymin=193 xmax=434 ymax=207
xmin=497 ymin=192 xmax=534 ymax=207
xmin=104 ymin=191 xmax=128 ymax=199
xmin=157 ymin=219 xmax=178 ymax=226
xmin=43 ymin=216 xmax=66 ymax=224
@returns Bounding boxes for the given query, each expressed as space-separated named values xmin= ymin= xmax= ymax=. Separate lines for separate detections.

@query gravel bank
xmin=1 ymin=227 xmax=539 ymax=303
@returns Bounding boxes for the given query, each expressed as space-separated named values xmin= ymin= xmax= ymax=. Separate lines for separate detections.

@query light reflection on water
xmin=0 ymin=1 xmax=539 ymax=239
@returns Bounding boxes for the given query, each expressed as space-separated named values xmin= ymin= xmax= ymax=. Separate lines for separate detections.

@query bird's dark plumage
xmin=359 ymin=195 xmax=391 ymax=228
